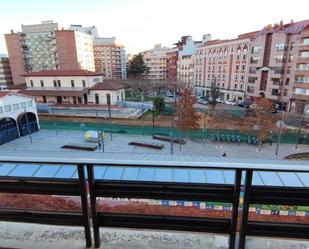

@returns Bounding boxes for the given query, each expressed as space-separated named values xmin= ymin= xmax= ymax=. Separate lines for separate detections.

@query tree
xmin=153 ymin=97 xmax=165 ymax=114
xmin=127 ymin=53 xmax=148 ymax=77
xmin=242 ymin=98 xmax=276 ymax=150
xmin=173 ymin=88 xmax=200 ymax=138
xmin=208 ymin=78 xmax=220 ymax=108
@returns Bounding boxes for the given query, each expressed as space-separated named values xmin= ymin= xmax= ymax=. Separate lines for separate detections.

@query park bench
xmin=62 ymin=143 xmax=97 ymax=151
xmin=152 ymin=135 xmax=186 ymax=144
xmin=128 ymin=141 xmax=164 ymax=150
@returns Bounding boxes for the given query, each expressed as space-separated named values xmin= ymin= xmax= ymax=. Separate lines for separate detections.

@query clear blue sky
xmin=1 ymin=0 xmax=309 ymax=55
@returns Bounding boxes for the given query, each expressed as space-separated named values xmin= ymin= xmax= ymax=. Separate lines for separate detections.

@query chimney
xmin=10 ymin=29 xmax=14 ymax=34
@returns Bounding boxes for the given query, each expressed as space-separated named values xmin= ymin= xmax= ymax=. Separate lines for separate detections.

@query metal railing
xmin=0 ymin=152 xmax=308 ymax=249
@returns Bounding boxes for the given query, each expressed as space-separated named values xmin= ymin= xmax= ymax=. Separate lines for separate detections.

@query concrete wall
xmin=88 ymin=89 xmax=125 ymax=105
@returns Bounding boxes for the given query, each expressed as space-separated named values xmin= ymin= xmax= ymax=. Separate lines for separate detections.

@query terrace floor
xmin=0 ymin=129 xmax=309 ymax=160
xmin=0 ymin=222 xmax=308 ymax=249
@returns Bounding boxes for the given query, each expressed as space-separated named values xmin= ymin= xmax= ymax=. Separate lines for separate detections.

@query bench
xmin=128 ymin=141 xmax=164 ymax=150
xmin=153 ymin=135 xmax=186 ymax=144
xmin=61 ymin=143 xmax=97 ymax=151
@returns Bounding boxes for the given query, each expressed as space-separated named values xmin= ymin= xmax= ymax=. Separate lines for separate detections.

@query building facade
xmin=5 ymin=21 xmax=95 ymax=85
xmin=0 ymin=92 xmax=39 ymax=145
xmin=20 ymin=70 xmax=125 ymax=105
xmin=142 ymin=44 xmax=170 ymax=83
xmin=0 ymin=55 xmax=13 ymax=89
xmin=193 ymin=35 xmax=251 ymax=101
xmin=93 ymin=37 xmax=126 ymax=79
xmin=166 ymin=48 xmax=178 ymax=81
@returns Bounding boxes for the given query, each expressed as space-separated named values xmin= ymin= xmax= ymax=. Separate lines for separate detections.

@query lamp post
xmin=53 ymin=105 xmax=58 ymax=136
xmin=152 ymin=106 xmax=155 ymax=137
xmin=24 ymin=109 xmax=32 ymax=144
xmin=275 ymin=111 xmax=285 ymax=159
xmin=141 ymin=91 xmax=144 ymax=135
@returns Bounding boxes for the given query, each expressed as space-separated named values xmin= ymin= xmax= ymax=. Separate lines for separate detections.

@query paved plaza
xmin=1 ymin=129 xmax=309 ymax=160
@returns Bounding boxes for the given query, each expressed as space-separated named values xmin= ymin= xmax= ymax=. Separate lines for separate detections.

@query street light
xmin=275 ymin=111 xmax=285 ymax=159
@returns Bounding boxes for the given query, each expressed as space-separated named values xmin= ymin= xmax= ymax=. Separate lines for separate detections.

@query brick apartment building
xmin=194 ymin=34 xmax=251 ymax=101
xmin=0 ymin=54 xmax=13 ymax=89
xmin=246 ymin=20 xmax=309 ymax=112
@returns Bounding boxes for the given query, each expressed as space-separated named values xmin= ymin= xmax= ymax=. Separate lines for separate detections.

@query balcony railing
xmin=0 ymin=152 xmax=308 ymax=249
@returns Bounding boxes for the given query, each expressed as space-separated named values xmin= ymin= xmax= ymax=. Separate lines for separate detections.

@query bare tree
xmin=242 ymin=98 xmax=276 ymax=150
xmin=173 ymin=88 xmax=200 ymax=138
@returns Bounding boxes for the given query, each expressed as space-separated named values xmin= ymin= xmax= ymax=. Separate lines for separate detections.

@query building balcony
xmin=297 ymin=57 xmax=309 ymax=63
xmin=0 ymin=152 xmax=308 ymax=249
xmin=298 ymin=44 xmax=309 ymax=51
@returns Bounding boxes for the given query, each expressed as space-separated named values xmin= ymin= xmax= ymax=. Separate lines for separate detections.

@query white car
xmin=225 ymin=100 xmax=237 ymax=106
xmin=165 ymin=92 xmax=174 ymax=98
xmin=198 ymin=99 xmax=208 ymax=105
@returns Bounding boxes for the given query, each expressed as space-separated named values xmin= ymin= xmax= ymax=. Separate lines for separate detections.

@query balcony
xmin=0 ymin=152 xmax=308 ymax=249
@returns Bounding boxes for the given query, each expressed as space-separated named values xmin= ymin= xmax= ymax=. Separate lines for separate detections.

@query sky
xmin=0 ymin=0 xmax=309 ymax=55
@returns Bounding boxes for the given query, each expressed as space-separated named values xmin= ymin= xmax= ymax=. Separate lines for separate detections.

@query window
xmin=234 ymin=84 xmax=237 ymax=89
xmin=243 ymin=54 xmax=246 ymax=60
xmin=12 ymin=104 xmax=19 ymax=111
xmin=30 ymin=80 xmax=34 ymax=87
xmin=283 ymin=89 xmax=288 ymax=96
xmin=288 ymin=55 xmax=294 ymax=62
xmin=40 ymin=80 xmax=44 ymax=87
xmin=236 ymin=54 xmax=240 ymax=60
xmin=286 ymin=78 xmax=290 ymax=85
xmin=235 ymin=74 xmax=238 ymax=80
xmin=236 ymin=64 xmax=239 ymax=70
xmin=27 ymin=101 xmax=33 ymax=107
xmin=53 ymin=80 xmax=57 ymax=87
xmin=250 ymin=56 xmax=260 ymax=64
xmin=57 ymin=80 xmax=61 ymax=87
xmin=275 ymin=43 xmax=287 ymax=51
xmin=303 ymin=38 xmax=309 ymax=45
xmin=241 ymin=64 xmax=245 ymax=70
xmin=71 ymin=80 xmax=75 ymax=87
xmin=82 ymin=80 xmax=86 ymax=87
xmin=251 ymin=46 xmax=261 ymax=54
xmin=290 ymin=42 xmax=295 ymax=50
xmin=274 ymin=55 xmax=286 ymax=63
xmin=240 ymin=84 xmax=243 ymax=90
xmin=241 ymin=74 xmax=244 ymax=80
xmin=4 ymin=105 xmax=11 ymax=112
xmin=20 ymin=102 xmax=26 ymax=108
xmin=301 ymin=51 xmax=309 ymax=58
xmin=0 ymin=106 xmax=3 ymax=113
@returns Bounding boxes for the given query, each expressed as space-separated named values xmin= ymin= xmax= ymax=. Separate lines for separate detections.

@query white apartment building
xmin=20 ymin=70 xmax=125 ymax=105
xmin=142 ymin=44 xmax=170 ymax=82
xmin=177 ymin=55 xmax=194 ymax=88
xmin=75 ymin=31 xmax=95 ymax=72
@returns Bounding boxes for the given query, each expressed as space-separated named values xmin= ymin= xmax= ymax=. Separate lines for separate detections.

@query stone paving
xmin=1 ymin=129 xmax=309 ymax=160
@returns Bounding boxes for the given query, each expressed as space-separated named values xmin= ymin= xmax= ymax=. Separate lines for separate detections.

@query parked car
xmin=198 ymin=99 xmax=208 ymax=105
xmin=224 ymin=100 xmax=237 ymax=106
xmin=165 ymin=92 xmax=174 ymax=98
xmin=216 ymin=98 xmax=224 ymax=103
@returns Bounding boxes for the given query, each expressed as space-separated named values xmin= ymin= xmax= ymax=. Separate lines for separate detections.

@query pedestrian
xmin=222 ymin=152 xmax=227 ymax=157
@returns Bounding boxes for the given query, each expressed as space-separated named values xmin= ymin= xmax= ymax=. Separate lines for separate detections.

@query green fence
xmin=40 ymin=120 xmax=309 ymax=145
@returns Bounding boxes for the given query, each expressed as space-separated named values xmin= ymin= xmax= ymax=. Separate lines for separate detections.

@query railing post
xmin=229 ymin=169 xmax=242 ymax=249
xmin=87 ymin=164 xmax=101 ymax=248
xmin=77 ymin=164 xmax=92 ymax=248
xmin=238 ymin=169 xmax=253 ymax=249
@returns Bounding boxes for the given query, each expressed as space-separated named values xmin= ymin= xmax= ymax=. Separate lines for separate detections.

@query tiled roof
xmin=22 ymin=70 xmax=103 ymax=77
xmin=0 ymin=91 xmax=9 ymax=97
xmin=90 ymin=80 xmax=126 ymax=91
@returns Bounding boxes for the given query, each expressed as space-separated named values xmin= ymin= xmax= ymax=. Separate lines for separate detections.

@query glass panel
xmin=252 ymin=172 xmax=264 ymax=185
xmin=138 ymin=168 xmax=155 ymax=181
xmin=206 ymin=170 xmax=225 ymax=184
xmin=258 ymin=172 xmax=283 ymax=186
xmin=103 ymin=167 xmax=124 ymax=180
xmin=34 ymin=165 xmax=61 ymax=178
xmin=54 ymin=165 xmax=77 ymax=178
xmin=154 ymin=168 xmax=172 ymax=182
xmin=0 ymin=163 xmax=18 ymax=176
xmin=173 ymin=169 xmax=190 ymax=183
xmin=277 ymin=172 xmax=303 ymax=187
xmin=122 ymin=168 xmax=139 ymax=181
xmin=189 ymin=170 xmax=206 ymax=183
xmin=223 ymin=170 xmax=235 ymax=184
xmin=9 ymin=164 xmax=40 ymax=177
xmin=93 ymin=166 xmax=107 ymax=179
xmin=296 ymin=173 xmax=309 ymax=187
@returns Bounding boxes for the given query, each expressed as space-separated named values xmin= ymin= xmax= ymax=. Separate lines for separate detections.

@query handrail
xmin=0 ymin=151 xmax=309 ymax=172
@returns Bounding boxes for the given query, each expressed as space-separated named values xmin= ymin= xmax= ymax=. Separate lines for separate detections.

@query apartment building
xmin=20 ymin=70 xmax=125 ymax=105
xmin=166 ymin=48 xmax=178 ymax=81
xmin=142 ymin=44 xmax=170 ymax=83
xmin=194 ymin=34 xmax=251 ymax=101
xmin=245 ymin=20 xmax=309 ymax=112
xmin=0 ymin=54 xmax=13 ymax=89
xmin=5 ymin=21 xmax=95 ymax=85
xmin=93 ymin=37 xmax=126 ymax=79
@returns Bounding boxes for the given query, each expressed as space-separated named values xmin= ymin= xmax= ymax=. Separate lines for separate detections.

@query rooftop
xmin=22 ymin=70 xmax=103 ymax=77
xmin=19 ymin=87 xmax=88 ymax=97
xmin=90 ymin=80 xmax=126 ymax=91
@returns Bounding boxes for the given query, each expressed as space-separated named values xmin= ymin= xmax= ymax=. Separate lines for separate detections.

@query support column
xmin=78 ymin=164 xmax=92 ymax=248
